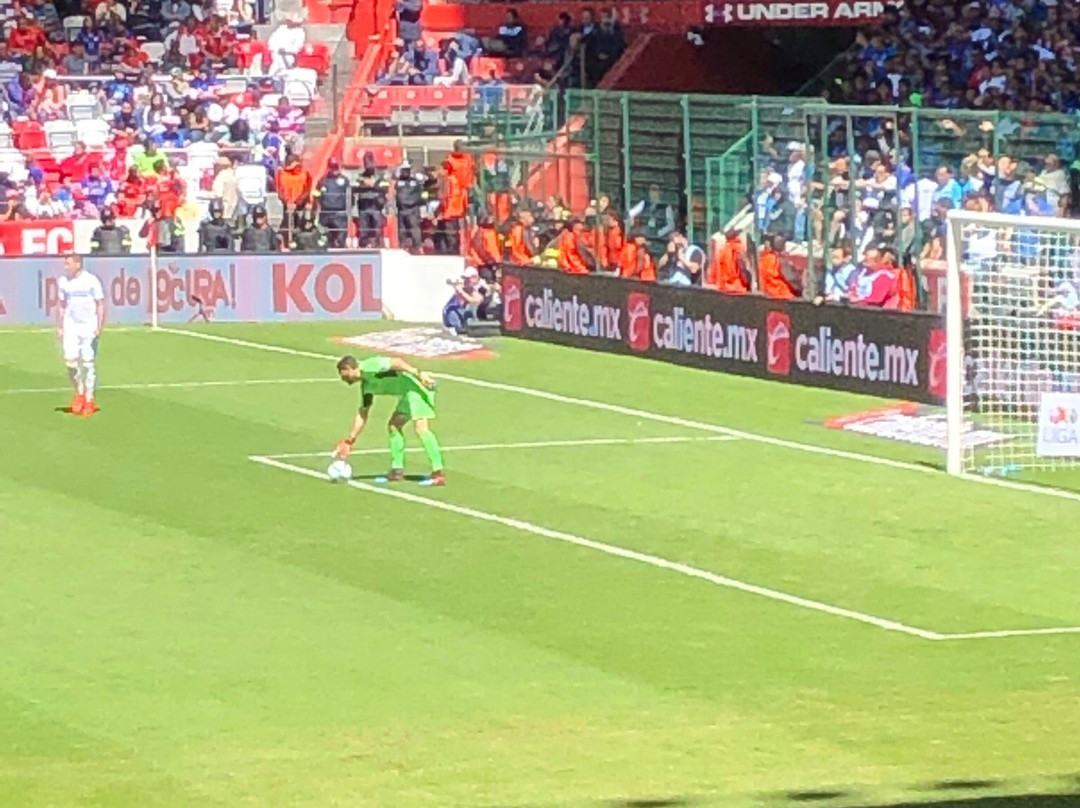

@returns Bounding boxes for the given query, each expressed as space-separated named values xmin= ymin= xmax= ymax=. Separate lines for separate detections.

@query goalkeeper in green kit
xmin=334 ymin=354 xmax=446 ymax=486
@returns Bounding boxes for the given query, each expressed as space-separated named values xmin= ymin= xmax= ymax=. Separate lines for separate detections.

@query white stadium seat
xmin=66 ymin=91 xmax=99 ymax=122
xmin=75 ymin=119 xmax=112 ymax=148
xmin=236 ymin=163 xmax=268 ymax=205
xmin=62 ymin=15 xmax=86 ymax=41
xmin=44 ymin=120 xmax=77 ymax=150
xmin=283 ymin=68 xmax=318 ymax=108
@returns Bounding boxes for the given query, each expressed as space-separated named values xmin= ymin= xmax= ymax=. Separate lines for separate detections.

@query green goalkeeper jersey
xmin=358 ymin=356 xmax=437 ymax=421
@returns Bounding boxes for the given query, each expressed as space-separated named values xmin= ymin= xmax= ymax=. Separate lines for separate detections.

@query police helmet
xmin=208 ymin=199 xmax=224 ymax=218
xmin=101 ymin=206 xmax=116 ymax=223
xmin=251 ymin=204 xmax=267 ymax=219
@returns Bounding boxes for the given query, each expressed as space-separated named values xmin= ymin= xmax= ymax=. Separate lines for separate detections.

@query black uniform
xmin=90 ymin=224 xmax=132 ymax=255
xmin=291 ymin=223 xmax=328 ymax=252
xmin=315 ymin=171 xmax=350 ymax=248
xmin=199 ymin=218 xmax=234 ymax=252
xmin=395 ymin=172 xmax=425 ymax=250
xmin=354 ymin=171 xmax=389 ymax=248
xmin=239 ymin=224 xmax=281 ymax=252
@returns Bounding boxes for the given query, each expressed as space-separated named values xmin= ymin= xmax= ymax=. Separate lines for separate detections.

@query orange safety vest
xmin=275 ymin=164 xmax=312 ymax=206
xmin=558 ymin=230 xmax=593 ymax=275
xmin=442 ymin=173 xmax=467 ymax=220
xmin=759 ymin=249 xmax=797 ymax=300
xmin=489 ymin=191 xmax=513 ymax=225
xmin=896 ymin=266 xmax=916 ymax=311
xmin=446 ymin=151 xmax=476 ymax=190
xmin=619 ymin=242 xmax=656 ymax=282
xmin=604 ymin=223 xmax=625 ymax=271
xmin=469 ymin=225 xmax=503 ymax=267
xmin=710 ymin=236 xmax=750 ymax=294
xmin=506 ymin=222 xmax=535 ymax=265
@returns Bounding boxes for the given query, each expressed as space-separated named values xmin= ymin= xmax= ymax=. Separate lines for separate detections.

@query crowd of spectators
xmin=834 ymin=0 xmax=1080 ymax=112
xmin=0 ymin=0 xmax=314 ymax=225
xmin=376 ymin=5 xmax=625 ymax=90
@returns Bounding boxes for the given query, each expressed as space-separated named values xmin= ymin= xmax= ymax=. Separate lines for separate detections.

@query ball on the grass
xmin=327 ymin=459 xmax=352 ymax=482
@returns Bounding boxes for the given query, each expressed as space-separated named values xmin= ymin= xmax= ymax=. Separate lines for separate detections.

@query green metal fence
xmin=468 ymin=90 xmax=1080 ymax=253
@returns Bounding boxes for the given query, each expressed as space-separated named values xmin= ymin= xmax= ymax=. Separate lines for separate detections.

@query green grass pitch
xmin=3 ymin=321 xmax=1080 ymax=808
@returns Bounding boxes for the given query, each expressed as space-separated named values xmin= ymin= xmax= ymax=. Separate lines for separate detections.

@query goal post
xmin=946 ymin=209 xmax=1080 ymax=478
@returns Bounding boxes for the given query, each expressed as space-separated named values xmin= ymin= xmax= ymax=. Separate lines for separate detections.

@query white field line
xmin=250 ymin=454 xmax=944 ymax=641
xmin=0 ymin=378 xmax=334 ymax=395
xmin=265 ymin=435 xmax=738 ymax=460
xmin=160 ymin=327 xmax=1080 ymax=506
xmin=163 ymin=328 xmax=1080 ymax=641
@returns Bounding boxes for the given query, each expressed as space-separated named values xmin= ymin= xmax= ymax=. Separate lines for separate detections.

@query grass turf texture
xmin=2 ymin=322 xmax=1080 ymax=808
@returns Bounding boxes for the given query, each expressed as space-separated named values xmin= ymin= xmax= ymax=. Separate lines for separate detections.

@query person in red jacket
xmin=708 ymin=230 xmax=751 ymax=293
xmin=8 ymin=17 xmax=46 ymax=55
xmin=618 ymin=230 xmax=656 ymax=281
xmin=759 ymin=235 xmax=801 ymax=300
xmin=557 ymin=219 xmax=597 ymax=275
xmin=115 ymin=166 xmax=147 ymax=217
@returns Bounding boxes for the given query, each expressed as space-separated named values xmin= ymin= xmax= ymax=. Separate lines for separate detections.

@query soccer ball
xmin=327 ymin=459 xmax=352 ymax=482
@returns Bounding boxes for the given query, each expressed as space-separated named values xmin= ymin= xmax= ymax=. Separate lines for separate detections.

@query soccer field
xmin=3 ymin=322 xmax=1080 ymax=808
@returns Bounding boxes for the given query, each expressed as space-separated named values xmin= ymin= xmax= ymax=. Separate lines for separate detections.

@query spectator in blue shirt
xmin=77 ymin=19 xmax=103 ymax=61
xmin=932 ymin=165 xmax=963 ymax=209
xmin=821 ymin=246 xmax=858 ymax=302
xmin=82 ymin=165 xmax=114 ymax=209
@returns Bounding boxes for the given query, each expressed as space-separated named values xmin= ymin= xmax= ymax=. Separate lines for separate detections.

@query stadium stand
xmin=0 ymin=0 xmax=323 ymax=233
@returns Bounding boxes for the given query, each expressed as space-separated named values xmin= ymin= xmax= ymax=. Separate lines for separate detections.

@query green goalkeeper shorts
xmin=394 ymin=386 xmax=437 ymax=421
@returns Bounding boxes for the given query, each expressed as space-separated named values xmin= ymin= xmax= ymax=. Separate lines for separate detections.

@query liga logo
xmin=766 ymin=311 xmax=791 ymax=375
xmin=502 ymin=274 xmax=523 ymax=332
xmin=625 ymin=291 xmax=651 ymax=353
xmin=1050 ymin=406 xmax=1079 ymax=425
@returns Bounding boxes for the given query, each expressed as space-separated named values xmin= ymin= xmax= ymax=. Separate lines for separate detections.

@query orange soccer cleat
xmin=70 ymin=394 xmax=85 ymax=414
xmin=80 ymin=399 xmax=100 ymax=417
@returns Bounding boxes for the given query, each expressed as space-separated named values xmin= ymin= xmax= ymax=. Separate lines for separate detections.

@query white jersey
xmin=59 ymin=270 xmax=104 ymax=330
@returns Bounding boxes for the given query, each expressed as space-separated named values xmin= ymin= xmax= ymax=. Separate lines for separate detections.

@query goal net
xmin=947 ymin=210 xmax=1080 ymax=477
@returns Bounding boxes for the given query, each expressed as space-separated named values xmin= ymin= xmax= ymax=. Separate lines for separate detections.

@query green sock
xmin=389 ymin=429 xmax=406 ymax=469
xmin=419 ymin=430 xmax=444 ymax=473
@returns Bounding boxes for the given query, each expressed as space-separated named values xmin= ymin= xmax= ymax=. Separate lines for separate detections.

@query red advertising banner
xmin=703 ymin=0 xmax=892 ymax=26
xmin=427 ymin=0 xmax=891 ymax=33
xmin=0 ymin=220 xmax=75 ymax=256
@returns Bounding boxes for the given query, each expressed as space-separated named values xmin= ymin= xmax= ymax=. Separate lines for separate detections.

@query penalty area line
xmin=161 ymin=327 xmax=1080 ymax=507
xmin=263 ymin=435 xmax=739 ymax=460
xmin=249 ymin=453 xmax=944 ymax=641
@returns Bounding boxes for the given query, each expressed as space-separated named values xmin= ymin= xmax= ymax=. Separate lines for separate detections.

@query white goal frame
xmin=946 ymin=208 xmax=1080 ymax=477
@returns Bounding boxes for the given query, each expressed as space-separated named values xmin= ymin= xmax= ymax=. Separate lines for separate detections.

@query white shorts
xmin=62 ymin=328 xmax=98 ymax=363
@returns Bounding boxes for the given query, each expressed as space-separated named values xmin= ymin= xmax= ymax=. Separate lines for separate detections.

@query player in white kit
xmin=56 ymin=255 xmax=105 ymax=416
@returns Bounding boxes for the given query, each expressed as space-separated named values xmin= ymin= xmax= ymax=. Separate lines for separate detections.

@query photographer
xmin=442 ymin=267 xmax=492 ymax=335
xmin=658 ymin=232 xmax=704 ymax=286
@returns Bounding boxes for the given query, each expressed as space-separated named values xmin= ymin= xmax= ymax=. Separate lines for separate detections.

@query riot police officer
xmin=239 ymin=205 xmax=282 ymax=252
xmin=354 ymin=153 xmax=389 ymax=248
xmin=199 ymin=199 xmax=235 ymax=253
xmin=314 ymin=159 xmax=350 ymax=249
xmin=89 ymin=207 xmax=132 ymax=255
xmin=290 ymin=213 xmax=328 ymax=252
xmin=394 ymin=162 xmax=425 ymax=251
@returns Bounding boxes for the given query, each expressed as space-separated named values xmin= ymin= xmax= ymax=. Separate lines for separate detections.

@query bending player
xmin=335 ymin=355 xmax=446 ymax=486
xmin=57 ymin=255 xmax=105 ymax=416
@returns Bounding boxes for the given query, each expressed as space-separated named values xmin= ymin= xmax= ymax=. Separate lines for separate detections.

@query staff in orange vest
xmin=505 ymin=208 xmax=538 ymax=265
xmin=557 ymin=219 xmax=597 ymax=275
xmin=618 ymin=230 xmax=656 ymax=282
xmin=759 ymin=235 xmax=801 ymax=300
xmin=601 ymin=210 xmax=625 ymax=272
xmin=708 ymin=230 xmax=751 ymax=294
xmin=439 ymin=159 xmax=468 ymax=253
xmin=446 ymin=140 xmax=476 ymax=191
xmin=468 ymin=215 xmax=503 ymax=270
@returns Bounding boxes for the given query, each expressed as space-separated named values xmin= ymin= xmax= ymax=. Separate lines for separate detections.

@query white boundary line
xmin=0 ymin=378 xmax=334 ymax=395
xmin=160 ymin=327 xmax=1080 ymax=504
xmin=252 ymin=453 xmax=1080 ymax=643
xmin=250 ymin=454 xmax=944 ymax=641
xmin=264 ymin=435 xmax=738 ymax=460
xmin=158 ymin=327 xmax=1080 ymax=641
xmin=0 ymin=326 xmax=146 ymax=335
